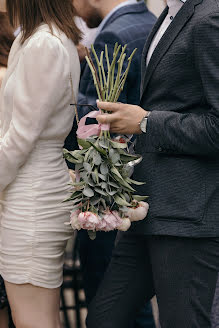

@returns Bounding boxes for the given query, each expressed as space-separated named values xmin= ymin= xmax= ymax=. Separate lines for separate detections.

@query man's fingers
xmin=97 ymin=114 xmax=116 ymax=124
xmin=97 ymin=101 xmax=124 ymax=112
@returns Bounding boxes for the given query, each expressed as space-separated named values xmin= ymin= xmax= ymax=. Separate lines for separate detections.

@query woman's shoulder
xmin=23 ymin=24 xmax=76 ymax=53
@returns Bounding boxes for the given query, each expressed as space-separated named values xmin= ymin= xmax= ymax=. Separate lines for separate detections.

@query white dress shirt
xmin=147 ymin=0 xmax=187 ymax=65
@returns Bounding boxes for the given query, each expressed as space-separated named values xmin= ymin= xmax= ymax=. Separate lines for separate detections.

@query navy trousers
xmin=78 ymin=230 xmax=155 ymax=328
xmin=86 ymin=234 xmax=219 ymax=328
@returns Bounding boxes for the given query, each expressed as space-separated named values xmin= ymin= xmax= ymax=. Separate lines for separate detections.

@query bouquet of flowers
xmin=64 ymin=43 xmax=148 ymax=239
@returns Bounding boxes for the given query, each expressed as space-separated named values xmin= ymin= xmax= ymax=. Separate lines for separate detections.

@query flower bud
xmin=127 ymin=201 xmax=149 ymax=222
xmin=117 ymin=218 xmax=131 ymax=231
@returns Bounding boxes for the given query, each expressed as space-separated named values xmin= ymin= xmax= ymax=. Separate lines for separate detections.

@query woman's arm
xmin=0 ymin=33 xmax=70 ymax=191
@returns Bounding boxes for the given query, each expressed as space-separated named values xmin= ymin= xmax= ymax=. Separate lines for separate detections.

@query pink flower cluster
xmin=69 ymin=202 xmax=149 ymax=233
xmin=70 ymin=209 xmax=131 ymax=232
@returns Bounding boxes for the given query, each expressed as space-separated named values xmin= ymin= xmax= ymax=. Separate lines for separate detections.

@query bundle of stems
xmin=85 ymin=43 xmax=137 ymax=103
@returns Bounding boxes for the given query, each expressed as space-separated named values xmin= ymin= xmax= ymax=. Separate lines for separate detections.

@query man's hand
xmin=77 ymin=44 xmax=87 ymax=62
xmin=96 ymin=101 xmax=148 ymax=134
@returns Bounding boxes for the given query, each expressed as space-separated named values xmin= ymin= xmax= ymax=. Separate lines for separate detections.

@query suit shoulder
xmin=194 ymin=0 xmax=219 ymax=21
xmin=100 ymin=10 xmax=156 ymax=43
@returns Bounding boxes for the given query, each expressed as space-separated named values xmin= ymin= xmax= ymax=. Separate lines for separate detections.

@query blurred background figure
xmin=75 ymin=17 xmax=97 ymax=48
xmin=75 ymin=17 xmax=97 ymax=65
xmin=0 ymin=11 xmax=15 ymax=328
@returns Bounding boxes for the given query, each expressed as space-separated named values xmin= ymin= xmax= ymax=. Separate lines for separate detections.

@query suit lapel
xmin=141 ymin=0 xmax=203 ymax=98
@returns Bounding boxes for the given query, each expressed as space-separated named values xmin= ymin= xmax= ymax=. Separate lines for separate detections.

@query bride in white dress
xmin=0 ymin=0 xmax=81 ymax=327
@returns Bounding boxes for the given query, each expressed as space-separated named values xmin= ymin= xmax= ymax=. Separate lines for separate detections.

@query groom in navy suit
xmin=65 ymin=1 xmax=156 ymax=326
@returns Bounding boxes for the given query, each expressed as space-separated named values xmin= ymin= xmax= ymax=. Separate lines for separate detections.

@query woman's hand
xmin=96 ymin=101 xmax=148 ymax=135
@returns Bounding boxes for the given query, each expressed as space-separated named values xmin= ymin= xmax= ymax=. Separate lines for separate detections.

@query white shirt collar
xmin=167 ymin=0 xmax=187 ymax=18
xmin=96 ymin=0 xmax=138 ymax=36
xmin=167 ymin=0 xmax=187 ymax=7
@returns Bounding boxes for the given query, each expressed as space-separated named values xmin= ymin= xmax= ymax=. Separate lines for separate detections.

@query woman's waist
xmin=19 ymin=140 xmax=68 ymax=173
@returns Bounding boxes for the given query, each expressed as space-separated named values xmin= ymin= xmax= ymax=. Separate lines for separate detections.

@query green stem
xmin=91 ymin=45 xmax=104 ymax=99
xmin=110 ymin=53 xmax=126 ymax=102
xmin=109 ymin=45 xmax=121 ymax=99
xmin=85 ymin=56 xmax=102 ymax=101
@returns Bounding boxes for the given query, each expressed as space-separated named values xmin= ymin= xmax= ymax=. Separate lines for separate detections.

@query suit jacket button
xmin=158 ymin=147 xmax=163 ymax=152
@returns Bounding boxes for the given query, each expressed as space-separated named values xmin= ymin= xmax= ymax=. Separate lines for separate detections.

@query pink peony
xmin=127 ymin=201 xmax=149 ymax=222
xmin=70 ymin=209 xmax=81 ymax=230
xmin=102 ymin=211 xmax=119 ymax=230
xmin=96 ymin=210 xmax=123 ymax=232
xmin=78 ymin=211 xmax=100 ymax=231
xmin=117 ymin=218 xmax=131 ymax=231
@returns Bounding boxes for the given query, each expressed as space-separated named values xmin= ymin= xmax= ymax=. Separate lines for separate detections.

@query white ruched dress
xmin=0 ymin=24 xmax=80 ymax=288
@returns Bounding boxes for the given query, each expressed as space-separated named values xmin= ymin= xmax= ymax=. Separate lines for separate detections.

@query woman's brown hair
xmin=6 ymin=0 xmax=81 ymax=44
xmin=0 ymin=12 xmax=15 ymax=67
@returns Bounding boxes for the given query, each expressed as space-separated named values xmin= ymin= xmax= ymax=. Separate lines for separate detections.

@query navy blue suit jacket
xmin=65 ymin=0 xmax=156 ymax=163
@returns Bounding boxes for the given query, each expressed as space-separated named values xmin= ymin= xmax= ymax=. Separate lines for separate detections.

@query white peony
xmin=127 ymin=201 xmax=149 ymax=222
xmin=117 ymin=218 xmax=131 ymax=231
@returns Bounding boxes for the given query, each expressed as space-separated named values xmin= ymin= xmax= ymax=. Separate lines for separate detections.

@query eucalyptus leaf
xmin=98 ymin=173 xmax=107 ymax=181
xmin=111 ymin=167 xmax=123 ymax=180
xmin=90 ymin=196 xmax=101 ymax=206
xmin=87 ymin=141 xmax=107 ymax=156
xmin=91 ymin=171 xmax=98 ymax=184
xmin=133 ymin=195 xmax=149 ymax=201
xmin=110 ymin=140 xmax=127 ymax=149
xmin=63 ymin=153 xmax=83 ymax=164
xmin=112 ymin=175 xmax=136 ymax=192
xmin=70 ymin=191 xmax=82 ymax=200
xmin=70 ymin=181 xmax=85 ymax=187
xmin=88 ymin=230 xmax=96 ymax=240
xmin=114 ymin=195 xmax=131 ymax=207
xmin=77 ymin=138 xmax=91 ymax=149
xmin=108 ymin=181 xmax=119 ymax=188
xmin=93 ymin=151 xmax=102 ymax=165
xmin=126 ymin=177 xmax=145 ymax=186
xmin=119 ymin=151 xmax=140 ymax=161
xmin=94 ymin=188 xmax=108 ymax=196
xmin=88 ymin=178 xmax=95 ymax=187
xmin=124 ymin=193 xmax=131 ymax=202
xmin=109 ymin=149 xmax=120 ymax=164
xmin=100 ymin=163 xmax=109 ymax=175
xmin=100 ymin=198 xmax=107 ymax=209
xmin=109 ymin=190 xmax=118 ymax=196
xmin=99 ymin=139 xmax=109 ymax=149
xmin=71 ymin=198 xmax=83 ymax=204
xmin=101 ymin=182 xmax=108 ymax=190
xmin=83 ymin=186 xmax=94 ymax=197
xmin=75 ymin=163 xmax=83 ymax=171
xmin=69 ymin=149 xmax=86 ymax=159
xmin=83 ymin=162 xmax=92 ymax=173
xmin=80 ymin=172 xmax=89 ymax=184
xmin=94 ymin=168 xmax=99 ymax=184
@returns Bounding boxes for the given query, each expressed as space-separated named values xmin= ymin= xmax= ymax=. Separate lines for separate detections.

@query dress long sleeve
xmin=0 ymin=33 xmax=70 ymax=192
